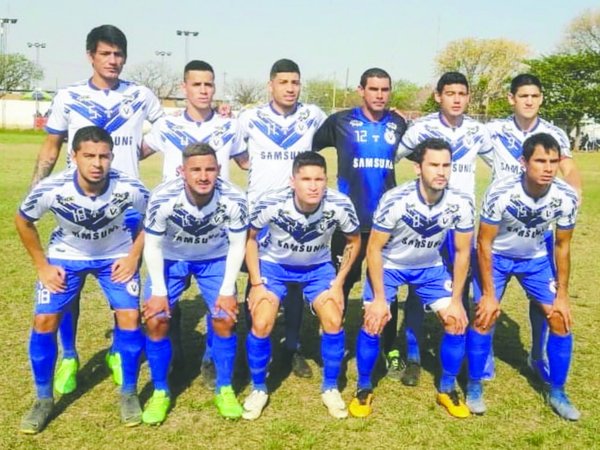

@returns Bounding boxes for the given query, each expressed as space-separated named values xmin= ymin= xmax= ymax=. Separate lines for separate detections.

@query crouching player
xmin=467 ymin=133 xmax=580 ymax=420
xmin=16 ymin=126 xmax=148 ymax=433
xmin=142 ymin=143 xmax=248 ymax=423
xmin=243 ymin=152 xmax=360 ymax=420
xmin=350 ymin=138 xmax=474 ymax=418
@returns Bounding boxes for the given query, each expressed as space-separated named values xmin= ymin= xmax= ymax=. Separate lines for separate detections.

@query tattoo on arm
xmin=31 ymin=158 xmax=56 ymax=189
xmin=339 ymin=244 xmax=354 ymax=273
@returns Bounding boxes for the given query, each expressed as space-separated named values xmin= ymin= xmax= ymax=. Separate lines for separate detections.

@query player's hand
xmin=440 ymin=300 xmax=468 ymax=334
xmin=37 ymin=263 xmax=66 ymax=293
xmin=363 ymin=300 xmax=391 ymax=335
xmin=475 ymin=294 xmax=500 ymax=331
xmin=215 ymin=294 xmax=239 ymax=322
xmin=142 ymin=295 xmax=170 ymax=322
xmin=547 ymin=293 xmax=573 ymax=332
xmin=111 ymin=255 xmax=139 ymax=283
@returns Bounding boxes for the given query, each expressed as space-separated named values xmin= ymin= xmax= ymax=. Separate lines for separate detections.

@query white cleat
xmin=242 ymin=390 xmax=269 ymax=420
xmin=321 ymin=389 xmax=348 ymax=419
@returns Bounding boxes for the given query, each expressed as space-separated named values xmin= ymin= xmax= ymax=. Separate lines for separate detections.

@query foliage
xmin=126 ymin=61 xmax=180 ymax=99
xmin=228 ymin=79 xmax=265 ymax=106
xmin=560 ymin=8 xmax=600 ymax=55
xmin=0 ymin=53 xmax=43 ymax=97
xmin=389 ymin=80 xmax=428 ymax=112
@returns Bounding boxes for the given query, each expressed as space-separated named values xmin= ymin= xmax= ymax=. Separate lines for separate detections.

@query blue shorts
xmin=363 ymin=265 xmax=453 ymax=311
xmin=124 ymin=208 xmax=143 ymax=239
xmin=259 ymin=260 xmax=336 ymax=304
xmin=143 ymin=257 xmax=228 ymax=319
xmin=34 ymin=258 xmax=140 ymax=314
xmin=472 ymin=254 xmax=556 ymax=305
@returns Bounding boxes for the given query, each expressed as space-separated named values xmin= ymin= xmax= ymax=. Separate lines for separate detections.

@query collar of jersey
xmin=73 ymin=169 xmax=110 ymax=199
xmin=184 ymin=186 xmax=216 ymax=210
xmin=519 ymin=173 xmax=551 ymax=201
xmin=269 ymin=101 xmax=299 ymax=118
xmin=355 ymin=107 xmax=390 ymax=123
xmin=512 ymin=115 xmax=540 ymax=134
xmin=438 ymin=112 xmax=463 ymax=129
xmin=184 ymin=109 xmax=215 ymax=125
xmin=292 ymin=192 xmax=323 ymax=217
xmin=87 ymin=78 xmax=121 ymax=92
xmin=415 ymin=179 xmax=445 ymax=208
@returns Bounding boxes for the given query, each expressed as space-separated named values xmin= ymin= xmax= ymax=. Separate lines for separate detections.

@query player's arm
xmin=215 ymin=230 xmax=247 ymax=321
xmin=549 ymin=228 xmax=574 ymax=331
xmin=475 ymin=222 xmax=501 ymax=329
xmin=142 ymin=232 xmax=170 ymax=321
xmin=326 ymin=232 xmax=360 ymax=313
xmin=15 ymin=213 xmax=65 ymax=293
xmin=139 ymin=140 xmax=157 ymax=161
xmin=311 ymin=115 xmax=336 ymax=151
xmin=441 ymin=230 xmax=472 ymax=334
xmin=364 ymin=229 xmax=392 ymax=335
xmin=111 ymin=230 xmax=145 ymax=283
xmin=559 ymin=158 xmax=582 ymax=202
xmin=30 ymin=134 xmax=65 ymax=188
xmin=233 ymin=151 xmax=250 ymax=170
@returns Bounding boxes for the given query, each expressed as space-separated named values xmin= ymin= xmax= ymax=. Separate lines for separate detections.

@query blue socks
xmin=212 ymin=333 xmax=237 ymax=391
xmin=356 ymin=329 xmax=380 ymax=390
xmin=115 ymin=327 xmax=143 ymax=394
xmin=439 ymin=332 xmax=466 ymax=392
xmin=547 ymin=333 xmax=573 ymax=389
xmin=467 ymin=328 xmax=493 ymax=382
xmin=59 ymin=306 xmax=78 ymax=359
xmin=321 ymin=330 xmax=345 ymax=391
xmin=29 ymin=330 xmax=57 ymax=399
xmin=246 ymin=332 xmax=270 ymax=392
xmin=145 ymin=336 xmax=172 ymax=393
xmin=404 ymin=289 xmax=423 ymax=363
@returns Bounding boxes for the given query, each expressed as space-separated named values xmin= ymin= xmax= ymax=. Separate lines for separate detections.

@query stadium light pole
xmin=27 ymin=41 xmax=46 ymax=116
xmin=176 ymin=30 xmax=198 ymax=64
xmin=155 ymin=50 xmax=172 ymax=67
xmin=0 ymin=18 xmax=18 ymax=56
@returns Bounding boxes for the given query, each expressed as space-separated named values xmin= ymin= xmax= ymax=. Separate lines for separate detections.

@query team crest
xmin=384 ymin=128 xmax=396 ymax=145
xmin=126 ymin=279 xmax=140 ymax=297
xmin=119 ymin=103 xmax=133 ymax=119
xmin=444 ymin=280 xmax=453 ymax=292
xmin=209 ymin=203 xmax=229 ymax=226
xmin=294 ymin=121 xmax=308 ymax=135
xmin=549 ymin=279 xmax=557 ymax=294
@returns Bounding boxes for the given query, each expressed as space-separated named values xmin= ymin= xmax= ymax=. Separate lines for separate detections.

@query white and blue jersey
xmin=45 ymin=78 xmax=163 ymax=178
xmin=312 ymin=108 xmax=407 ymax=231
xmin=19 ymin=168 xmax=149 ymax=260
xmin=486 ymin=116 xmax=572 ymax=181
xmin=372 ymin=180 xmax=474 ymax=270
xmin=143 ymin=110 xmax=246 ymax=182
xmin=238 ymin=102 xmax=327 ymax=203
xmin=144 ymin=177 xmax=249 ymax=261
xmin=398 ymin=113 xmax=493 ymax=197
xmin=480 ymin=175 xmax=578 ymax=259
xmin=250 ymin=187 xmax=359 ymax=267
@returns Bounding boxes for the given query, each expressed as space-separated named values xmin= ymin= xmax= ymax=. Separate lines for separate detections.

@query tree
xmin=560 ymin=8 xmax=600 ymax=55
xmin=0 ymin=53 xmax=42 ymax=97
xmin=390 ymin=80 xmax=429 ymax=112
xmin=435 ymin=38 xmax=530 ymax=115
xmin=228 ymin=79 xmax=265 ymax=106
xmin=126 ymin=61 xmax=180 ymax=99
xmin=527 ymin=52 xmax=600 ymax=149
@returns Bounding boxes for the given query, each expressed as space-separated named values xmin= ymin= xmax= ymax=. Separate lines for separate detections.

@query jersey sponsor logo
xmin=350 ymin=119 xmax=363 ymax=127
xmin=260 ymin=149 xmax=303 ymax=161
xmin=500 ymin=161 xmax=523 ymax=175
xmin=352 ymin=157 xmax=394 ymax=169
xmin=73 ymin=224 xmax=121 ymax=240
xmin=452 ymin=163 xmax=475 ymax=174
xmin=272 ymin=209 xmax=336 ymax=244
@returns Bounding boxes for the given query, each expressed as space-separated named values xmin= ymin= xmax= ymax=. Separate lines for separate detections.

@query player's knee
xmin=145 ymin=317 xmax=169 ymax=340
xmin=320 ymin=313 xmax=342 ymax=334
xmin=251 ymin=315 xmax=274 ymax=338
xmin=212 ymin=317 xmax=235 ymax=337
xmin=33 ymin=313 xmax=60 ymax=333
xmin=472 ymin=322 xmax=494 ymax=335
xmin=114 ymin=308 xmax=140 ymax=330
xmin=547 ymin=314 xmax=568 ymax=336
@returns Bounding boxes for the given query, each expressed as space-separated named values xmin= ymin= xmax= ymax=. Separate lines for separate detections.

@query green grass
xmin=1 ymin=134 xmax=599 ymax=449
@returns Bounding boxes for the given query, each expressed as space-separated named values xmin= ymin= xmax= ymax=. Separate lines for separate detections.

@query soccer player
xmin=142 ymin=143 xmax=248 ymax=423
xmin=349 ymin=138 xmax=474 ymax=419
xmin=392 ymin=72 xmax=493 ymax=385
xmin=238 ymin=59 xmax=327 ymax=378
xmin=16 ymin=126 xmax=149 ymax=433
xmin=242 ymin=152 xmax=360 ymax=420
xmin=486 ymin=74 xmax=582 ymax=384
xmin=466 ymin=133 xmax=580 ymax=420
xmin=312 ymin=67 xmax=407 ymax=376
xmin=29 ymin=25 xmax=163 ymax=395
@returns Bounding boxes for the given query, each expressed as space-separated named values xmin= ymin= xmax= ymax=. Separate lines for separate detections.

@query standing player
xmin=16 ymin=126 xmax=148 ymax=433
xmin=349 ymin=138 xmax=474 ymax=418
xmin=141 ymin=143 xmax=248 ymax=423
xmin=466 ymin=133 xmax=580 ymax=420
xmin=312 ymin=68 xmax=407 ymax=374
xmin=242 ymin=152 xmax=360 ymax=420
xmin=393 ymin=72 xmax=493 ymax=385
xmin=238 ymin=59 xmax=327 ymax=377
xmin=29 ymin=25 xmax=163 ymax=395
xmin=486 ymin=74 xmax=582 ymax=383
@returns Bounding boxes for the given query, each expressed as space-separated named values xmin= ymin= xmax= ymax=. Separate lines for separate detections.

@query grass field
xmin=0 ymin=130 xmax=599 ymax=449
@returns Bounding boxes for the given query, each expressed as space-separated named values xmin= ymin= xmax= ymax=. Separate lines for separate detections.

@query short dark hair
xmin=360 ymin=68 xmax=391 ymax=88
xmin=510 ymin=73 xmax=542 ymax=95
xmin=72 ymin=126 xmax=114 ymax=152
xmin=293 ymin=151 xmax=326 ymax=174
xmin=184 ymin=60 xmax=214 ymax=80
xmin=86 ymin=25 xmax=127 ymax=58
xmin=436 ymin=72 xmax=469 ymax=93
xmin=411 ymin=138 xmax=452 ymax=164
xmin=270 ymin=59 xmax=300 ymax=79
xmin=182 ymin=142 xmax=217 ymax=161
xmin=522 ymin=133 xmax=561 ymax=161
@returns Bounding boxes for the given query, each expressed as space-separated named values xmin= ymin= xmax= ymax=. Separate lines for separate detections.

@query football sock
xmin=145 ymin=335 xmax=172 ymax=394
xmin=321 ymin=330 xmax=345 ymax=391
xmin=29 ymin=330 xmax=57 ymax=399
xmin=356 ymin=328 xmax=380 ymax=390
xmin=467 ymin=328 xmax=493 ymax=382
xmin=439 ymin=332 xmax=466 ymax=392
xmin=246 ymin=332 xmax=270 ymax=392
xmin=547 ymin=333 xmax=573 ymax=389
xmin=116 ymin=327 xmax=143 ymax=394
xmin=212 ymin=333 xmax=237 ymax=391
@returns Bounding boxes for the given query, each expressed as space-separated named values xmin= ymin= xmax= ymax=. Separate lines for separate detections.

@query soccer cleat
xmin=215 ymin=386 xmax=243 ymax=419
xmin=436 ymin=391 xmax=471 ymax=418
xmin=466 ymin=381 xmax=486 ymax=415
xmin=349 ymin=388 xmax=374 ymax=418
xmin=142 ymin=390 xmax=171 ymax=425
xmin=527 ymin=355 xmax=551 ymax=385
xmin=242 ymin=389 xmax=269 ymax=420
xmin=54 ymin=358 xmax=79 ymax=394
xmin=105 ymin=351 xmax=123 ymax=386
xmin=321 ymin=389 xmax=348 ymax=419
xmin=385 ymin=350 xmax=404 ymax=382
xmin=291 ymin=352 xmax=313 ymax=378
xmin=548 ymin=388 xmax=581 ymax=421
xmin=120 ymin=392 xmax=142 ymax=427
xmin=401 ymin=361 xmax=421 ymax=387
xmin=19 ymin=398 xmax=54 ymax=434
xmin=200 ymin=359 xmax=216 ymax=390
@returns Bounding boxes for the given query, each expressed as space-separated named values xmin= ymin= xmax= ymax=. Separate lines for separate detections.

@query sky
xmin=0 ymin=0 xmax=597 ymax=94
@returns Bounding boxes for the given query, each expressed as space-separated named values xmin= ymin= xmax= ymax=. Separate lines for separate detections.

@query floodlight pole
xmin=28 ymin=41 xmax=46 ymax=115
xmin=176 ymin=30 xmax=199 ymax=64
xmin=155 ymin=50 xmax=172 ymax=67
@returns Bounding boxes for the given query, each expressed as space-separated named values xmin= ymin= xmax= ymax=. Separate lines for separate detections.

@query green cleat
xmin=385 ymin=350 xmax=403 ymax=382
xmin=142 ymin=390 xmax=171 ymax=425
xmin=19 ymin=398 xmax=54 ymax=434
xmin=120 ymin=392 xmax=142 ymax=427
xmin=215 ymin=386 xmax=243 ymax=419
xmin=105 ymin=351 xmax=123 ymax=386
xmin=54 ymin=358 xmax=79 ymax=395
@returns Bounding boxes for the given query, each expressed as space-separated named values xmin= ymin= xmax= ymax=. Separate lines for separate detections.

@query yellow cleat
xmin=349 ymin=389 xmax=374 ymax=418
xmin=436 ymin=391 xmax=470 ymax=419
